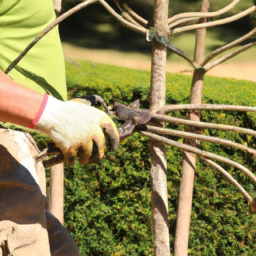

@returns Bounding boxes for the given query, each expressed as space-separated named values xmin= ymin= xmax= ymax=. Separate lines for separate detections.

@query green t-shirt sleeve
xmin=0 ymin=0 xmax=67 ymax=101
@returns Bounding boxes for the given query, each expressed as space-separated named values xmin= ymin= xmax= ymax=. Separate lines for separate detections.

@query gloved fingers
xmin=87 ymin=141 xmax=101 ymax=164
xmin=77 ymin=139 xmax=93 ymax=165
xmin=100 ymin=118 xmax=120 ymax=150
xmin=91 ymin=132 xmax=106 ymax=160
xmin=63 ymin=147 xmax=77 ymax=166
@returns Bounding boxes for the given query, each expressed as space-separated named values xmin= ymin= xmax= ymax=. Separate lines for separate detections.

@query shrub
xmin=55 ymin=61 xmax=256 ymax=255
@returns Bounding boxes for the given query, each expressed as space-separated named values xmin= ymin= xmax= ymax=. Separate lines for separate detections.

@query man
xmin=0 ymin=0 xmax=119 ymax=255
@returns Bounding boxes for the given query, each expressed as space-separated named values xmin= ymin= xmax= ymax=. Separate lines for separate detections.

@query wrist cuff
xmin=29 ymin=94 xmax=49 ymax=128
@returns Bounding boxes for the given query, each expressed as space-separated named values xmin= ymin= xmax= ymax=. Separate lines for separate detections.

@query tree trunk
xmin=150 ymin=1 xmax=170 ymax=255
xmin=49 ymin=163 xmax=64 ymax=225
xmin=174 ymin=1 xmax=209 ymax=255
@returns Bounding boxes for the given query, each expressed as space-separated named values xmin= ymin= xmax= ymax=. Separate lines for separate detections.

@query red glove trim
xmin=29 ymin=94 xmax=49 ymax=128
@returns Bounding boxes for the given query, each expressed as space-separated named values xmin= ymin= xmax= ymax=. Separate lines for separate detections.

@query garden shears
xmin=74 ymin=95 xmax=152 ymax=140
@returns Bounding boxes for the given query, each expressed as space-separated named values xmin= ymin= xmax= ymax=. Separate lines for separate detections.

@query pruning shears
xmin=112 ymin=100 xmax=152 ymax=139
xmin=73 ymin=95 xmax=152 ymax=139
xmin=80 ymin=95 xmax=152 ymax=140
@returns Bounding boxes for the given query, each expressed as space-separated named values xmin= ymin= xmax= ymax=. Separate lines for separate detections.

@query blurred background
xmin=59 ymin=0 xmax=256 ymax=81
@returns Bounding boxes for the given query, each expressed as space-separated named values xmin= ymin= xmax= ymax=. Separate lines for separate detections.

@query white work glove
xmin=33 ymin=95 xmax=119 ymax=166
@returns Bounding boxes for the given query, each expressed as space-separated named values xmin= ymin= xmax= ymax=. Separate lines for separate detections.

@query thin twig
xmin=114 ymin=0 xmax=144 ymax=28
xmin=169 ymin=17 xmax=200 ymax=29
xmin=168 ymin=0 xmax=241 ymax=24
xmin=122 ymin=2 xmax=148 ymax=27
xmin=152 ymin=114 xmax=256 ymax=137
xmin=200 ymin=157 xmax=253 ymax=203
xmin=98 ymin=0 xmax=147 ymax=35
xmin=171 ymin=6 xmax=256 ymax=35
xmin=160 ymin=104 xmax=256 ymax=114
xmin=203 ymin=27 xmax=256 ymax=65
xmin=145 ymin=125 xmax=256 ymax=156
xmin=5 ymin=0 xmax=98 ymax=74
xmin=205 ymin=41 xmax=256 ymax=71
xmin=141 ymin=131 xmax=256 ymax=185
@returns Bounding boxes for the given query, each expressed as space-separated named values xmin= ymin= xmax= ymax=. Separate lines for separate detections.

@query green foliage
xmin=46 ymin=61 xmax=256 ymax=255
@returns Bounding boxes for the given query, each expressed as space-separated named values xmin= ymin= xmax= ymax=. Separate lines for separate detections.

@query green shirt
xmin=0 ymin=0 xmax=67 ymax=100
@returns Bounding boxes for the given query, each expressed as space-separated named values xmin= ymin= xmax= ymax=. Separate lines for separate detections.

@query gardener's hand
xmin=33 ymin=95 xmax=119 ymax=166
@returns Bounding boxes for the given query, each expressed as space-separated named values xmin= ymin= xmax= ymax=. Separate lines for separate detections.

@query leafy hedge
xmin=56 ymin=61 xmax=256 ymax=255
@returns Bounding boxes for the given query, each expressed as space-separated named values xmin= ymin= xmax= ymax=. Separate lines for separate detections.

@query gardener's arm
xmin=0 ymin=70 xmax=119 ymax=165
xmin=0 ymin=70 xmax=44 ymax=127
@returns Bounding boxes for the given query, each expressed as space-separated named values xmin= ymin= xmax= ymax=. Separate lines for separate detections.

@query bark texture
xmin=174 ymin=1 xmax=209 ymax=255
xmin=150 ymin=1 xmax=170 ymax=255
xmin=49 ymin=163 xmax=64 ymax=225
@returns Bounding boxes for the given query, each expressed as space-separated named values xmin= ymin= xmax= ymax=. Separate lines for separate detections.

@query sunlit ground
xmin=62 ymin=40 xmax=256 ymax=82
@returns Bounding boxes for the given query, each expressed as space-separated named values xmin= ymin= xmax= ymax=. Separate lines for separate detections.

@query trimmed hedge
xmin=58 ymin=61 xmax=256 ymax=255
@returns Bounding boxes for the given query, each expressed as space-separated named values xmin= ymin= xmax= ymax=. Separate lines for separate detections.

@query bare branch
xmin=141 ymin=131 xmax=256 ymax=185
xmin=122 ymin=2 xmax=148 ymax=27
xmin=169 ymin=17 xmax=200 ymax=29
xmin=203 ymin=27 xmax=256 ymax=65
xmin=114 ymin=0 xmax=144 ymax=28
xmin=5 ymin=0 xmax=98 ymax=74
xmin=98 ymin=0 xmax=147 ymax=35
xmin=152 ymin=114 xmax=256 ymax=137
xmin=168 ymin=0 xmax=241 ymax=24
xmin=201 ymin=157 xmax=253 ymax=203
xmin=159 ymin=104 xmax=256 ymax=114
xmin=145 ymin=125 xmax=256 ymax=156
xmin=171 ymin=6 xmax=256 ymax=35
xmin=205 ymin=41 xmax=256 ymax=71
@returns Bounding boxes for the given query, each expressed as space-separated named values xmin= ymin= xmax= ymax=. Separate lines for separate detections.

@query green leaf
xmin=15 ymin=66 xmax=64 ymax=100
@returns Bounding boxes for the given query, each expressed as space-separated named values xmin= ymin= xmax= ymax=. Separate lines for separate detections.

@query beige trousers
xmin=0 ymin=129 xmax=79 ymax=256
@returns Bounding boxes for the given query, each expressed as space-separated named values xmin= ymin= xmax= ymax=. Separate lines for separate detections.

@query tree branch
xmin=205 ymin=41 xmax=256 ymax=71
xmin=159 ymin=104 xmax=256 ymax=114
xmin=98 ymin=0 xmax=147 ymax=35
xmin=141 ymin=131 xmax=256 ymax=185
xmin=200 ymin=157 xmax=253 ymax=203
xmin=114 ymin=0 xmax=144 ymax=28
xmin=169 ymin=17 xmax=200 ymax=29
xmin=5 ymin=0 xmax=98 ymax=74
xmin=171 ymin=6 xmax=256 ymax=35
xmin=152 ymin=114 xmax=256 ymax=137
xmin=203 ymin=27 xmax=256 ymax=65
xmin=122 ymin=2 xmax=148 ymax=27
xmin=168 ymin=0 xmax=241 ymax=24
xmin=144 ymin=125 xmax=256 ymax=156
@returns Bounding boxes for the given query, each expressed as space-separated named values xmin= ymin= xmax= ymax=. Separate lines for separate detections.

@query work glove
xmin=32 ymin=94 xmax=119 ymax=166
